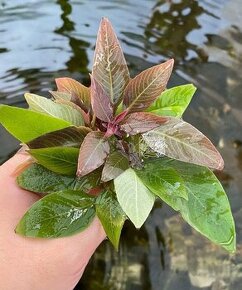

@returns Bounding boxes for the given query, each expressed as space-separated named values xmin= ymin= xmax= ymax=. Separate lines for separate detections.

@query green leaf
xmin=16 ymin=190 xmax=96 ymax=238
xmin=142 ymin=117 xmax=224 ymax=170
xmin=96 ymin=190 xmax=126 ymax=249
xmin=114 ymin=168 xmax=155 ymax=228
xmin=49 ymin=91 xmax=72 ymax=101
xmin=17 ymin=163 xmax=101 ymax=196
xmin=0 ymin=105 xmax=70 ymax=143
xmin=101 ymin=151 xmax=129 ymax=182
xmin=135 ymin=164 xmax=188 ymax=201
xmin=29 ymin=147 xmax=79 ymax=175
xmin=25 ymin=93 xmax=84 ymax=126
xmin=139 ymin=158 xmax=236 ymax=253
xmin=27 ymin=126 xmax=90 ymax=149
xmin=147 ymin=84 xmax=196 ymax=117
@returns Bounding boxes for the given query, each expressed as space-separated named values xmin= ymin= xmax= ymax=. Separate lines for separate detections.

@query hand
xmin=0 ymin=154 xmax=105 ymax=290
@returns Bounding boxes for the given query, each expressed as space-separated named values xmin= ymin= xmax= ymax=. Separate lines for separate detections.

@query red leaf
xmin=55 ymin=77 xmax=90 ymax=111
xmin=77 ymin=131 xmax=110 ymax=177
xmin=120 ymin=112 xmax=168 ymax=135
xmin=142 ymin=117 xmax=224 ymax=170
xmin=90 ymin=76 xmax=113 ymax=122
xmin=123 ymin=59 xmax=174 ymax=113
xmin=92 ymin=18 xmax=130 ymax=106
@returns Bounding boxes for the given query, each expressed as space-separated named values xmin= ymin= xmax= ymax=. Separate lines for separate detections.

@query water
xmin=1 ymin=0 xmax=242 ymax=289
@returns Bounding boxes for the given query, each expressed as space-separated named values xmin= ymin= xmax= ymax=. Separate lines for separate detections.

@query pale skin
xmin=0 ymin=154 xmax=106 ymax=290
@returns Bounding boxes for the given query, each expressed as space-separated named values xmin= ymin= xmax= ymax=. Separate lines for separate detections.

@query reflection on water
xmin=1 ymin=0 xmax=242 ymax=289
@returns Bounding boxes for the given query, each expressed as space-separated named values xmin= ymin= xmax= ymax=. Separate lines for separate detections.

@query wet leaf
xmin=142 ymin=117 xmax=224 ymax=170
xmin=96 ymin=190 xmax=126 ymax=249
xmin=0 ymin=105 xmax=70 ymax=143
xmin=123 ymin=59 xmax=174 ymax=113
xmin=17 ymin=163 xmax=101 ymax=196
xmin=55 ymin=77 xmax=90 ymax=110
xmin=27 ymin=126 xmax=90 ymax=149
xmin=29 ymin=147 xmax=79 ymax=175
xmin=90 ymin=76 xmax=113 ymax=122
xmin=77 ymin=131 xmax=110 ymax=177
xmin=16 ymin=190 xmax=96 ymax=238
xmin=92 ymin=18 xmax=130 ymax=106
xmin=25 ymin=93 xmax=84 ymax=126
xmin=147 ymin=84 xmax=196 ymax=117
xmin=139 ymin=158 xmax=236 ymax=253
xmin=114 ymin=168 xmax=155 ymax=228
xmin=120 ymin=112 xmax=168 ymax=135
xmin=101 ymin=151 xmax=129 ymax=182
xmin=135 ymin=162 xmax=188 ymax=202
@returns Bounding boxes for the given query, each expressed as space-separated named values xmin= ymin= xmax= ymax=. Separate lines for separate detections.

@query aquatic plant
xmin=0 ymin=18 xmax=235 ymax=252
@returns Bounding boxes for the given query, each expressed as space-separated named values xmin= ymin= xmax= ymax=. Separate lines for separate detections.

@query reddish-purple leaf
xmin=120 ymin=112 xmax=168 ymax=135
xmin=90 ymin=76 xmax=113 ymax=122
xmin=92 ymin=18 xmax=130 ymax=106
xmin=27 ymin=126 xmax=91 ymax=149
xmin=101 ymin=151 xmax=129 ymax=182
xmin=77 ymin=131 xmax=110 ymax=177
xmin=113 ymin=110 xmax=128 ymax=124
xmin=55 ymin=77 xmax=90 ymax=110
xmin=123 ymin=59 xmax=174 ymax=114
xmin=142 ymin=117 xmax=224 ymax=170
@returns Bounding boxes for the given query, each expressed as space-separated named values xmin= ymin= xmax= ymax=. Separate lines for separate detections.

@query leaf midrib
xmin=147 ymin=129 xmax=219 ymax=165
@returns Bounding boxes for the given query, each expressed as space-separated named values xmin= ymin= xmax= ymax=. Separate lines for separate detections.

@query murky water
xmin=1 ymin=0 xmax=242 ymax=289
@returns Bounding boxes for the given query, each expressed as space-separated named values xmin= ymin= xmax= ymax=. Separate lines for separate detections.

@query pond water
xmin=1 ymin=0 xmax=242 ymax=289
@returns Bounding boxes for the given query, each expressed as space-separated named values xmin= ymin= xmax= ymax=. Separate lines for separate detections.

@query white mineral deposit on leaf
xmin=33 ymin=224 xmax=41 ymax=230
xmin=142 ymin=132 xmax=167 ymax=154
xmin=174 ymin=182 xmax=181 ymax=190
xmin=68 ymin=208 xmax=85 ymax=223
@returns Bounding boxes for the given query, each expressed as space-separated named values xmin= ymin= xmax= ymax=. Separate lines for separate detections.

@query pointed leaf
xmin=27 ymin=126 xmax=90 ymax=149
xmin=55 ymin=77 xmax=90 ymax=110
xmin=77 ymin=131 xmax=110 ymax=177
xmin=17 ymin=164 xmax=101 ymax=196
xmin=90 ymin=76 xmax=113 ymax=122
xmin=0 ymin=105 xmax=70 ymax=143
xmin=147 ymin=84 xmax=197 ymax=117
xmin=114 ymin=168 xmax=155 ymax=228
xmin=25 ymin=93 xmax=84 ymax=126
xmin=139 ymin=158 xmax=236 ymax=253
xmin=101 ymin=151 xmax=129 ymax=182
xmin=142 ymin=117 xmax=224 ymax=170
xmin=123 ymin=59 xmax=174 ymax=113
xmin=29 ymin=147 xmax=79 ymax=175
xmin=96 ymin=190 xmax=126 ymax=249
xmin=92 ymin=17 xmax=130 ymax=105
xmin=120 ymin=112 xmax=168 ymax=135
xmin=16 ymin=190 xmax=95 ymax=238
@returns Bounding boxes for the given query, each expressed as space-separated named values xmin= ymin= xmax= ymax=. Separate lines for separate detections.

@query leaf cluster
xmin=0 ymin=18 xmax=235 ymax=252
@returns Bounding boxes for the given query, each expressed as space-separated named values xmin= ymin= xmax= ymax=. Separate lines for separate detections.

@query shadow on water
xmin=1 ymin=0 xmax=242 ymax=289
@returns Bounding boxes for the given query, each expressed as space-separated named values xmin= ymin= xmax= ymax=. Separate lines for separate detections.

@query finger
xmin=0 ymin=154 xmax=106 ymax=290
